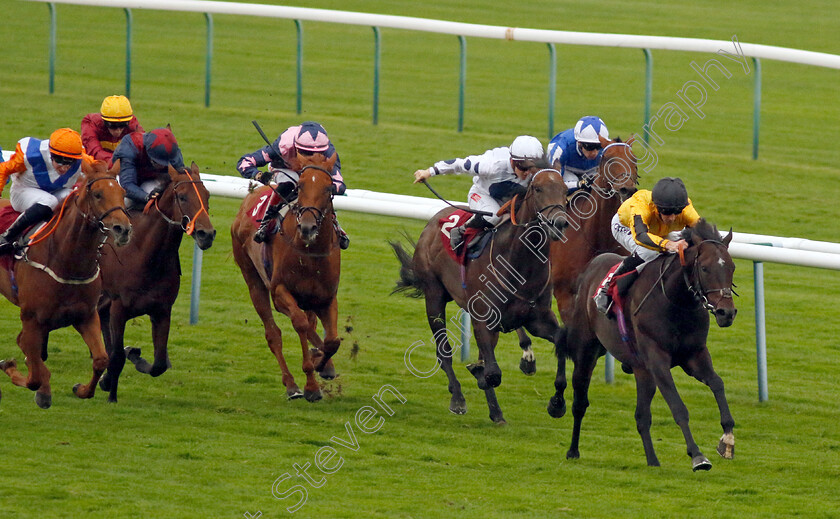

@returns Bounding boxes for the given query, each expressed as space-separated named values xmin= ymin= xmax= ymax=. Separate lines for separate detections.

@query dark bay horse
xmin=515 ymin=136 xmax=639 ymax=374
xmin=391 ymin=169 xmax=569 ymax=424
xmin=0 ymin=161 xmax=132 ymax=408
xmin=547 ymin=219 xmax=737 ymax=470
xmin=231 ymin=154 xmax=341 ymax=402
xmin=97 ymin=162 xmax=215 ymax=403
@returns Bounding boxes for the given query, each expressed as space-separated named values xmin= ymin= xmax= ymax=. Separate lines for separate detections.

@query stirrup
xmin=593 ymin=290 xmax=611 ymax=314
xmin=253 ymin=225 xmax=270 ymax=244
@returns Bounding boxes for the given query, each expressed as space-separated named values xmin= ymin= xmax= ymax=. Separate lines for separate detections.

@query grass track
xmin=1 ymin=1 xmax=839 ymax=517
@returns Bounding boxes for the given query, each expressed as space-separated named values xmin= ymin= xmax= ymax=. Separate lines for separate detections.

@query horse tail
xmin=389 ymin=238 xmax=424 ymax=298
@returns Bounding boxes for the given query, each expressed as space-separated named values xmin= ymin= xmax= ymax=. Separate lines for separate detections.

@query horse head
xmin=293 ymin=153 xmax=338 ymax=246
xmin=681 ymin=219 xmax=737 ymax=327
xmin=80 ymin=160 xmax=132 ymax=247
xmin=517 ymin=168 xmax=568 ymax=241
xmin=596 ymin=134 xmax=638 ymax=202
xmin=164 ymin=162 xmax=216 ymax=250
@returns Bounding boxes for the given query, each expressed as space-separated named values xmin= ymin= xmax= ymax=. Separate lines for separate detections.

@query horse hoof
xmin=0 ymin=358 xmax=16 ymax=371
xmin=566 ymin=450 xmax=580 ymax=460
xmin=125 ymin=347 xmax=142 ymax=363
xmin=717 ymin=441 xmax=735 ymax=460
xmin=287 ymin=389 xmax=304 ymax=400
xmin=449 ymin=396 xmax=467 ymax=415
xmin=484 ymin=371 xmax=502 ymax=388
xmin=34 ymin=391 xmax=52 ymax=409
xmin=692 ymin=455 xmax=712 ymax=471
xmin=491 ymin=416 xmax=507 ymax=425
xmin=72 ymin=383 xmax=82 ymax=396
xmin=547 ymin=395 xmax=566 ymax=418
xmin=465 ymin=361 xmax=484 ymax=378
xmin=519 ymin=358 xmax=536 ymax=376
xmin=621 ymin=362 xmax=634 ymax=374
xmin=108 ymin=395 xmax=118 ymax=404
xmin=304 ymin=389 xmax=323 ymax=403
xmin=99 ymin=373 xmax=112 ymax=392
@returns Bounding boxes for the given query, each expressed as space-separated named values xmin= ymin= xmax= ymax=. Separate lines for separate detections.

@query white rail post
xmin=754 ymin=260 xmax=769 ymax=401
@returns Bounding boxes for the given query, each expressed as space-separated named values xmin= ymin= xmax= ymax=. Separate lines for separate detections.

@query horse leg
xmin=514 ymin=328 xmax=536 ymax=376
xmin=645 ymin=346 xmax=710 ymax=471
xmin=101 ymin=302 xmax=128 ymax=403
xmin=272 ymin=284 xmax=321 ymax=403
xmin=71 ymin=313 xmax=109 ymax=400
xmin=471 ymin=324 xmax=505 ymax=424
xmin=566 ymin=342 xmax=601 ymax=460
xmin=235 ymin=249 xmax=301 ymax=399
xmin=633 ymin=367 xmax=660 ymax=467
xmin=1 ymin=349 xmax=53 ymax=409
xmin=144 ymin=309 xmax=173 ymax=377
xmin=312 ymin=300 xmax=340 ymax=376
xmin=683 ymin=349 xmax=735 ymax=460
xmin=97 ymin=300 xmax=114 ymax=392
xmin=423 ymin=288 xmax=465 ymax=415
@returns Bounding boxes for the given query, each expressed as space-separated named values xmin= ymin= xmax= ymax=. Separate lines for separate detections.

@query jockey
xmin=547 ymin=116 xmax=609 ymax=194
xmin=236 ymin=121 xmax=349 ymax=248
xmin=0 ymin=128 xmax=94 ymax=254
xmin=81 ymin=95 xmax=143 ymax=165
xmin=413 ymin=135 xmax=545 ymax=250
xmin=112 ymin=127 xmax=184 ymax=208
xmin=593 ymin=177 xmax=701 ymax=313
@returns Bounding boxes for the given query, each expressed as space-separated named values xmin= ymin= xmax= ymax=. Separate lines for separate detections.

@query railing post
xmin=460 ymin=311 xmax=471 ymax=362
xmin=295 ymin=20 xmax=303 ymax=115
xmin=48 ymin=2 xmax=56 ymax=94
xmin=642 ymin=49 xmax=653 ymax=145
xmin=372 ymin=26 xmax=381 ymax=125
xmin=754 ymin=260 xmax=768 ymax=401
xmin=547 ymin=43 xmax=556 ymax=139
xmin=605 ymin=353 xmax=614 ymax=383
xmin=124 ymin=8 xmax=132 ymax=97
xmin=752 ymin=57 xmax=761 ymax=160
xmin=457 ymin=35 xmax=466 ymax=132
xmin=204 ymin=13 xmax=213 ymax=107
xmin=189 ymin=243 xmax=204 ymax=325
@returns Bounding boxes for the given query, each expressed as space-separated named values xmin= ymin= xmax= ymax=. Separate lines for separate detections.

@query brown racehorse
xmin=547 ymin=219 xmax=737 ymax=470
xmin=391 ymin=169 xmax=569 ymax=424
xmin=515 ymin=136 xmax=638 ymax=374
xmin=231 ymin=154 xmax=341 ymax=402
xmin=0 ymin=160 xmax=132 ymax=408
xmin=97 ymin=162 xmax=215 ymax=403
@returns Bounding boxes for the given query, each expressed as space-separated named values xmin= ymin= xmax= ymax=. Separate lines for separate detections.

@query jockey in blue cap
xmin=547 ymin=116 xmax=610 ymax=194
xmin=236 ymin=121 xmax=349 ymax=248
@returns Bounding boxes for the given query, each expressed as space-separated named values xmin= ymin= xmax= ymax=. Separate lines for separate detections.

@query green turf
xmin=1 ymin=0 xmax=839 ymax=517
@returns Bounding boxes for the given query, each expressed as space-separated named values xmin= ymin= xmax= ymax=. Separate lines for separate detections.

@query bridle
xmin=681 ymin=239 xmax=737 ymax=312
xmin=508 ymin=169 xmax=567 ymax=239
xmin=150 ymin=169 xmax=210 ymax=236
xmin=589 ymin=142 xmax=639 ymax=197
xmin=289 ymin=165 xmax=335 ymax=231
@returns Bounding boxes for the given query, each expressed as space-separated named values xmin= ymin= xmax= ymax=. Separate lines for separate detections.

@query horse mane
xmin=613 ymin=136 xmax=623 ymax=143
xmin=682 ymin=218 xmax=719 ymax=242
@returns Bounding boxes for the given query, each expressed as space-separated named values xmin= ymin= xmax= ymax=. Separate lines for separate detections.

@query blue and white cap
xmin=573 ymin=116 xmax=609 ymax=144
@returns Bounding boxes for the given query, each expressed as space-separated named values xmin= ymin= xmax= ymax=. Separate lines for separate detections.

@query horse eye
xmin=178 ymin=194 xmax=188 ymax=203
xmin=535 ymin=187 xmax=543 ymax=193
xmin=94 ymin=192 xmax=103 ymax=200
xmin=701 ymin=266 xmax=708 ymax=273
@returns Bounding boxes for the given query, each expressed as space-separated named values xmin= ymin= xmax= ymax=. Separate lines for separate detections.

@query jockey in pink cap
xmin=236 ymin=121 xmax=348 ymax=247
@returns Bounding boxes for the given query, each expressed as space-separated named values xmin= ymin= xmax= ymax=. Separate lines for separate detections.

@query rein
xmin=275 ymin=165 xmax=338 ymax=257
xmin=147 ymin=169 xmax=209 ymax=235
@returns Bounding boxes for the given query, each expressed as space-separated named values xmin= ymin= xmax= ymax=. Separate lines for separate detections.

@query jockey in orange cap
xmin=0 ymin=128 xmax=94 ymax=254
xmin=81 ymin=95 xmax=143 ymax=165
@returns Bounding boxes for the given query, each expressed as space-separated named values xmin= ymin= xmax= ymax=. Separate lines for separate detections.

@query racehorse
xmin=231 ymin=153 xmax=341 ymax=402
xmin=97 ymin=162 xmax=215 ymax=403
xmin=547 ymin=219 xmax=737 ymax=470
xmin=514 ymin=135 xmax=638 ymax=374
xmin=391 ymin=169 xmax=569 ymax=424
xmin=0 ymin=160 xmax=132 ymax=408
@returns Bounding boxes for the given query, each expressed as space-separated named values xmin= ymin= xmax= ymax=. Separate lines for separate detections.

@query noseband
xmin=291 ymin=165 xmax=334 ymax=230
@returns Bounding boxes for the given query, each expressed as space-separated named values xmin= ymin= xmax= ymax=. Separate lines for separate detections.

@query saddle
xmin=439 ymin=210 xmax=492 ymax=266
xmin=594 ymin=264 xmax=636 ymax=344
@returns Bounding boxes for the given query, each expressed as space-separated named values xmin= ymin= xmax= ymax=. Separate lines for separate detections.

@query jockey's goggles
xmin=658 ymin=206 xmax=685 ymax=216
xmin=513 ymin=160 xmax=538 ymax=172
xmin=51 ymin=153 xmax=77 ymax=166
xmin=105 ymin=120 xmax=129 ymax=130
xmin=580 ymin=141 xmax=602 ymax=151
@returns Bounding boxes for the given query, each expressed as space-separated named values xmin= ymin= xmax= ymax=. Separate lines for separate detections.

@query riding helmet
xmin=144 ymin=128 xmax=183 ymax=168
xmin=294 ymin=121 xmax=330 ymax=153
xmin=100 ymin=95 xmax=134 ymax=122
xmin=509 ymin=135 xmax=545 ymax=161
xmin=574 ymin=116 xmax=609 ymax=144
xmin=48 ymin=128 xmax=83 ymax=159
xmin=651 ymin=177 xmax=689 ymax=212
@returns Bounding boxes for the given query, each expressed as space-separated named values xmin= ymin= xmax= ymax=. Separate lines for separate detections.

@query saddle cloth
xmin=439 ymin=210 xmax=487 ymax=265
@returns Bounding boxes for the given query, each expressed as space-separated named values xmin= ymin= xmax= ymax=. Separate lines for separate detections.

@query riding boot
xmin=0 ymin=203 xmax=54 ymax=255
xmin=335 ymin=220 xmax=350 ymax=250
xmin=593 ymin=254 xmax=644 ymax=314
xmin=450 ymin=215 xmax=489 ymax=251
xmin=253 ymin=182 xmax=296 ymax=244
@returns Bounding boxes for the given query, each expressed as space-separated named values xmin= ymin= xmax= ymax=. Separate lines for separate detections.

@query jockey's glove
xmin=147 ymin=186 xmax=164 ymax=201
xmin=257 ymin=170 xmax=274 ymax=185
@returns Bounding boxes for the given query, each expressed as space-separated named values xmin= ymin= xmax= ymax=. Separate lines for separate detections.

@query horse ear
xmin=108 ymin=158 xmax=121 ymax=178
xmin=324 ymin=153 xmax=338 ymax=172
xmin=625 ymin=134 xmax=636 ymax=146
xmin=598 ymin=135 xmax=612 ymax=147
xmin=723 ymin=228 xmax=733 ymax=246
xmin=165 ymin=123 xmax=172 ymax=131
xmin=167 ymin=163 xmax=180 ymax=181
xmin=190 ymin=161 xmax=200 ymax=176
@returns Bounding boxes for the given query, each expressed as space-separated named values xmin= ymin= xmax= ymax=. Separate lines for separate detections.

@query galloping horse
xmin=515 ymin=136 xmax=638 ymax=374
xmin=231 ymin=154 xmax=341 ymax=402
xmin=0 ymin=160 xmax=132 ymax=408
xmin=547 ymin=219 xmax=737 ymax=470
xmin=391 ymin=169 xmax=569 ymax=424
xmin=98 ymin=162 xmax=215 ymax=403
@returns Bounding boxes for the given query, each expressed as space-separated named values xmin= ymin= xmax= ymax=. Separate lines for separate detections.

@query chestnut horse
xmin=547 ymin=220 xmax=737 ymax=470
xmin=231 ymin=154 xmax=341 ymax=402
xmin=97 ymin=162 xmax=215 ymax=403
xmin=391 ymin=169 xmax=569 ymax=424
xmin=515 ymin=136 xmax=638 ymax=374
xmin=0 ymin=161 xmax=132 ymax=408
